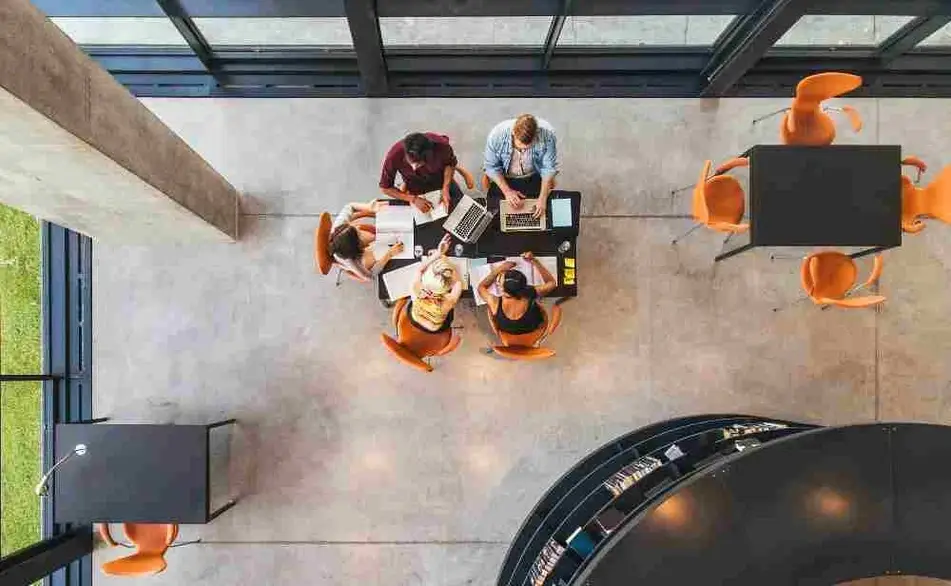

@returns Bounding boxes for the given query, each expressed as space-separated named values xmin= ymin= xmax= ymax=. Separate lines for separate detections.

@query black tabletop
xmin=378 ymin=190 xmax=580 ymax=300
xmin=749 ymin=145 xmax=902 ymax=248
xmin=578 ymin=423 xmax=951 ymax=585
xmin=54 ymin=424 xmax=209 ymax=524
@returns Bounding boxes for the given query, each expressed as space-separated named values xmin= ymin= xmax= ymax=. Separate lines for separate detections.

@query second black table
xmin=717 ymin=145 xmax=902 ymax=262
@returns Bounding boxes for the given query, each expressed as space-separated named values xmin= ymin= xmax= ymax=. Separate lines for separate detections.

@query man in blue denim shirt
xmin=483 ymin=114 xmax=559 ymax=220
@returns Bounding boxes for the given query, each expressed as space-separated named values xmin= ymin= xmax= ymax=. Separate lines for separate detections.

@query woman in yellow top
xmin=409 ymin=234 xmax=463 ymax=333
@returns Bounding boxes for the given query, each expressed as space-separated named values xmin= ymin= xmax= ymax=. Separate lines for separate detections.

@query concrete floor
xmin=91 ymin=97 xmax=951 ymax=585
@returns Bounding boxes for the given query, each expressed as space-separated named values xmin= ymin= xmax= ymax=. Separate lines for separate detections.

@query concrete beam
xmin=0 ymin=0 xmax=238 ymax=242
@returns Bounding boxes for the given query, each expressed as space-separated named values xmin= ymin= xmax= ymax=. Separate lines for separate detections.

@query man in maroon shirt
xmin=379 ymin=132 xmax=461 ymax=213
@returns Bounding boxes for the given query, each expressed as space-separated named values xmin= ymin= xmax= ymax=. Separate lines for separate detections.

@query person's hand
xmin=531 ymin=197 xmax=547 ymax=220
xmin=413 ymin=196 xmax=432 ymax=213
xmin=441 ymin=187 xmax=451 ymax=209
xmin=389 ymin=241 xmax=405 ymax=256
xmin=499 ymin=261 xmax=517 ymax=272
xmin=369 ymin=199 xmax=388 ymax=213
xmin=521 ymin=251 xmax=534 ymax=262
xmin=503 ymin=189 xmax=525 ymax=209
xmin=437 ymin=234 xmax=452 ymax=255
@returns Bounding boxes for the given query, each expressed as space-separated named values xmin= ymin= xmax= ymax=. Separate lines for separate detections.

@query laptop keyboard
xmin=456 ymin=206 xmax=485 ymax=239
xmin=505 ymin=212 xmax=542 ymax=230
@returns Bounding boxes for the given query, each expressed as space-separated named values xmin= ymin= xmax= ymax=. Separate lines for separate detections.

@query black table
xmin=378 ymin=189 xmax=580 ymax=300
xmin=53 ymin=421 xmax=237 ymax=524
xmin=717 ymin=145 xmax=902 ymax=262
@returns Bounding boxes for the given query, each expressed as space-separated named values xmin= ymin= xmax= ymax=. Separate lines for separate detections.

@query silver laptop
xmin=501 ymin=198 xmax=547 ymax=233
xmin=443 ymin=195 xmax=494 ymax=243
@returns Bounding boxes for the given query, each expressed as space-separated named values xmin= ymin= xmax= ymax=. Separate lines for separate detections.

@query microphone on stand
xmin=35 ymin=443 xmax=87 ymax=497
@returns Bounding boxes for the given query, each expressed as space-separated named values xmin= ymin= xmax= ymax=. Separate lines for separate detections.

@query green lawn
xmin=0 ymin=202 xmax=42 ymax=557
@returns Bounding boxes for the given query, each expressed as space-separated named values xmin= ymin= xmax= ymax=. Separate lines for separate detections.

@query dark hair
xmin=502 ymin=269 xmax=532 ymax=298
xmin=330 ymin=225 xmax=361 ymax=260
xmin=403 ymin=132 xmax=434 ymax=164
xmin=513 ymin=114 xmax=538 ymax=145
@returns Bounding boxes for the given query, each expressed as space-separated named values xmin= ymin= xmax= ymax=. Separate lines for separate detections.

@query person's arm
xmin=478 ymin=260 xmax=515 ymax=314
xmin=440 ymin=164 xmax=455 ymax=208
xmin=365 ymin=242 xmax=404 ymax=276
xmin=533 ymin=130 xmax=559 ymax=219
xmin=524 ymin=251 xmax=556 ymax=296
xmin=444 ymin=279 xmax=464 ymax=309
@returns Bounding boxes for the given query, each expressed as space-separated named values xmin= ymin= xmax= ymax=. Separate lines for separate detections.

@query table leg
xmin=208 ymin=499 xmax=238 ymax=522
xmin=714 ymin=242 xmax=754 ymax=263
xmin=206 ymin=418 xmax=237 ymax=430
xmin=849 ymin=246 xmax=890 ymax=260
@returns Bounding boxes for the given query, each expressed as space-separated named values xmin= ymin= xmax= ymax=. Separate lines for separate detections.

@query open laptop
xmin=443 ymin=194 xmax=494 ymax=243
xmin=501 ymin=198 xmax=547 ymax=233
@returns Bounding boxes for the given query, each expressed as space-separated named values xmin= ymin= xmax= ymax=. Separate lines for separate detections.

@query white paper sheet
xmin=376 ymin=205 xmax=414 ymax=233
xmin=412 ymin=191 xmax=449 ymax=225
xmin=373 ymin=205 xmax=415 ymax=260
xmin=381 ymin=262 xmax=420 ymax=301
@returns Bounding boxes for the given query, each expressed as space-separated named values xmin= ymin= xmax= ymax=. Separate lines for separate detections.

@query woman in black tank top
xmin=478 ymin=251 xmax=558 ymax=336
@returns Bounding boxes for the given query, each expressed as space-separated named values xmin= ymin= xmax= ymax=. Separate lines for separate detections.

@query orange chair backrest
xmin=380 ymin=299 xmax=457 ymax=371
xmin=691 ymin=160 xmax=713 ymax=224
xmin=784 ymin=72 xmax=862 ymax=145
xmin=99 ymin=523 xmax=177 ymax=577
xmin=800 ymin=252 xmax=857 ymax=301
xmin=794 ymin=72 xmax=863 ymax=105
xmin=315 ymin=213 xmax=334 ymax=275
xmin=925 ymin=164 xmax=951 ymax=223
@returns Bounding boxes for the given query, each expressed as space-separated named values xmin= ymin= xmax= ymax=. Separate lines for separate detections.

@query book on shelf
xmin=721 ymin=421 xmax=787 ymax=439
xmin=603 ymin=455 xmax=663 ymax=497
xmin=528 ymin=538 xmax=565 ymax=586
xmin=566 ymin=527 xmax=597 ymax=559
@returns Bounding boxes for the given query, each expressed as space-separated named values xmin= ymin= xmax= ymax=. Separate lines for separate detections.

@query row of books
xmin=528 ymin=539 xmax=566 ymax=586
xmin=521 ymin=420 xmax=796 ymax=586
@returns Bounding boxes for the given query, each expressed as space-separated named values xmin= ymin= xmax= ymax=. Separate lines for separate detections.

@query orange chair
xmin=753 ymin=72 xmax=863 ymax=146
xmin=799 ymin=252 xmax=885 ymax=309
xmin=900 ymin=156 xmax=951 ymax=234
xmin=672 ymin=158 xmax=749 ymax=245
xmin=380 ymin=298 xmax=461 ymax=372
xmin=314 ymin=213 xmax=376 ymax=284
xmin=486 ymin=299 xmax=565 ymax=360
xmin=98 ymin=523 xmax=192 ymax=577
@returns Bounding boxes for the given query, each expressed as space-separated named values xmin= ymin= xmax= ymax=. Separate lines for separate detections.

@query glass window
xmin=775 ymin=15 xmax=913 ymax=46
xmin=380 ymin=17 xmax=552 ymax=47
xmin=919 ymin=22 xmax=951 ymax=46
xmin=193 ymin=17 xmax=354 ymax=47
xmin=0 ymin=203 xmax=43 ymax=557
xmin=558 ymin=15 xmax=736 ymax=46
xmin=50 ymin=17 xmax=188 ymax=46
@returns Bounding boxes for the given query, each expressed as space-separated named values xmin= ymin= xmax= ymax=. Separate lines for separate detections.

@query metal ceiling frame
xmin=34 ymin=0 xmax=951 ymax=97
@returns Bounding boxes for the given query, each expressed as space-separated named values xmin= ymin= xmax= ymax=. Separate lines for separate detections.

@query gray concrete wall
xmin=0 ymin=0 xmax=238 ymax=242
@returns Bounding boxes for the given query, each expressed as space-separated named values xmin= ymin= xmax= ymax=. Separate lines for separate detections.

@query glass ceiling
xmin=34 ymin=1 xmax=951 ymax=99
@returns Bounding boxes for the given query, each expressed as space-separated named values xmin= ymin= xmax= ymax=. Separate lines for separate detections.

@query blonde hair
xmin=419 ymin=257 xmax=457 ymax=298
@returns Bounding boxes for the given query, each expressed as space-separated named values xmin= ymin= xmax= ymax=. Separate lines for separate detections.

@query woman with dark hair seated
xmin=330 ymin=200 xmax=403 ymax=282
xmin=478 ymin=251 xmax=557 ymax=334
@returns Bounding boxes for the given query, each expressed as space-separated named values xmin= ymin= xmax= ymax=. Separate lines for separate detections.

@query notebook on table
xmin=412 ymin=191 xmax=449 ymax=226
xmin=381 ymin=262 xmax=420 ymax=301
xmin=469 ymin=257 xmax=558 ymax=306
xmin=372 ymin=206 xmax=415 ymax=260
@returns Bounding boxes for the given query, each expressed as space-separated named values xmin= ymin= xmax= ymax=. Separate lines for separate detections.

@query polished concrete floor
xmin=91 ymin=98 xmax=951 ymax=585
